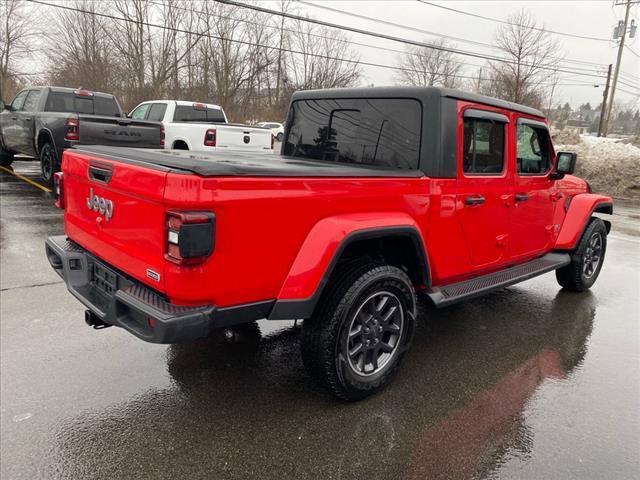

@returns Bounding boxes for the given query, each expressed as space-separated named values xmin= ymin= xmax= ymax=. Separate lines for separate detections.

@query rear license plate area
xmin=91 ymin=261 xmax=118 ymax=297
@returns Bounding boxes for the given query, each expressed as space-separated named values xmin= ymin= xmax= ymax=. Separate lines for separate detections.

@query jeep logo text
xmin=86 ymin=188 xmax=114 ymax=221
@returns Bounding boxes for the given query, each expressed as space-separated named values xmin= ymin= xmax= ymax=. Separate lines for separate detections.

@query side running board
xmin=423 ymin=252 xmax=571 ymax=308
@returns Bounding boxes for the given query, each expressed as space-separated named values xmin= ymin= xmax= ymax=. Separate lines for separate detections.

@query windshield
xmin=283 ymin=98 xmax=422 ymax=169
xmin=44 ymin=92 xmax=121 ymax=116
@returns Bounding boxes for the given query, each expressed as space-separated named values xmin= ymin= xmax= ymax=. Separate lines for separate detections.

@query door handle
xmin=514 ymin=193 xmax=529 ymax=202
xmin=464 ymin=195 xmax=485 ymax=206
xmin=11 ymin=117 xmax=17 ymax=121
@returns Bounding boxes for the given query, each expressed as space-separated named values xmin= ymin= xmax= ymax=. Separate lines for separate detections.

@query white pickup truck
xmin=128 ymin=100 xmax=274 ymax=152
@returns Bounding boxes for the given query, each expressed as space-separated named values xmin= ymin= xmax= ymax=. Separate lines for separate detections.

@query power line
xmin=27 ymin=0 xmax=635 ymax=97
xmin=624 ymin=45 xmax=640 ymax=58
xmin=416 ymin=0 xmax=612 ymax=42
xmin=216 ymin=0 xmax=608 ymax=80
xmin=299 ymin=0 xmax=612 ymax=72
xmin=298 ymin=0 xmax=504 ymax=52
xmin=162 ymin=0 xmax=613 ymax=78
xmin=146 ymin=0 xmax=489 ymax=73
xmin=18 ymin=0 xmax=512 ymax=85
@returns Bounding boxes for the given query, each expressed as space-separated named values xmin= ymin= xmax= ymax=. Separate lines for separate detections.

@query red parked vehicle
xmin=46 ymin=87 xmax=612 ymax=400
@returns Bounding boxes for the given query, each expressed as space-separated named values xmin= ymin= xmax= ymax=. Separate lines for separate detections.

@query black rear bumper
xmin=45 ymin=235 xmax=273 ymax=343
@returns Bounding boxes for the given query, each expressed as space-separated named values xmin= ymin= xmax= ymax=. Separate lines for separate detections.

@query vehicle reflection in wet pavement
xmin=1 ymin=161 xmax=638 ymax=479
xmin=50 ymin=292 xmax=610 ymax=479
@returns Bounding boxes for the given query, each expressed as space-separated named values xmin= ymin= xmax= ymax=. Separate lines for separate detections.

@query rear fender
xmin=268 ymin=212 xmax=429 ymax=320
xmin=555 ymin=194 xmax=613 ymax=250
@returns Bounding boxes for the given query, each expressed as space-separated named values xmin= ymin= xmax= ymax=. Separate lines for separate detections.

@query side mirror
xmin=551 ymin=151 xmax=577 ymax=179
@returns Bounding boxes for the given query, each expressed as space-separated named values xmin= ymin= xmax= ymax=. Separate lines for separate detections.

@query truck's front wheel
xmin=556 ymin=218 xmax=608 ymax=292
xmin=301 ymin=263 xmax=416 ymax=401
xmin=39 ymin=142 xmax=59 ymax=186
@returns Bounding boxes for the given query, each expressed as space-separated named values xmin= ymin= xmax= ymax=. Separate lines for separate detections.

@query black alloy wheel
xmin=345 ymin=291 xmax=404 ymax=376
xmin=582 ymin=232 xmax=603 ymax=279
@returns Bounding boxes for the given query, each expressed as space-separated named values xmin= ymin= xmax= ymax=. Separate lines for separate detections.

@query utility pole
xmin=275 ymin=6 xmax=285 ymax=110
xmin=598 ymin=64 xmax=613 ymax=137
xmin=603 ymin=0 xmax=634 ymax=136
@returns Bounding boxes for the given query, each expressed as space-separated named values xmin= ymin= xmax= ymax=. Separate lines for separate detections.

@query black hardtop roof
xmin=291 ymin=86 xmax=545 ymax=118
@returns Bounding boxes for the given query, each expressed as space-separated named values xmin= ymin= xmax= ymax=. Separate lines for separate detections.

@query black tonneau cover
xmin=71 ymin=145 xmax=424 ymax=178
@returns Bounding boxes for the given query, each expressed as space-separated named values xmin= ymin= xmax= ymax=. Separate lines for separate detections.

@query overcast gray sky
xmin=289 ymin=0 xmax=640 ymax=108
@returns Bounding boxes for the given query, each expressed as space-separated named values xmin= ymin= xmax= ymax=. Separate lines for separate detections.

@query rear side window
xmin=147 ymin=103 xmax=167 ymax=122
xmin=23 ymin=90 xmax=41 ymax=111
xmin=517 ymin=124 xmax=551 ymax=174
xmin=462 ymin=118 xmax=505 ymax=174
xmin=44 ymin=92 xmax=120 ymax=117
xmin=173 ymin=105 xmax=226 ymax=123
xmin=284 ymin=98 xmax=422 ymax=169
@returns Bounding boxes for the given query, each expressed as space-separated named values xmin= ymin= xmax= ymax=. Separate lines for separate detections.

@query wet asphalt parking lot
xmin=1 ymin=160 xmax=639 ymax=480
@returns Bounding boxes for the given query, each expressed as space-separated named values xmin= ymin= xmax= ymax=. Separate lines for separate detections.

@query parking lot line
xmin=0 ymin=165 xmax=52 ymax=193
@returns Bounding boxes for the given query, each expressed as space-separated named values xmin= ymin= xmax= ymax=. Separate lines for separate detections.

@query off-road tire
xmin=556 ymin=217 xmax=607 ymax=292
xmin=301 ymin=262 xmax=416 ymax=401
xmin=39 ymin=142 xmax=59 ymax=186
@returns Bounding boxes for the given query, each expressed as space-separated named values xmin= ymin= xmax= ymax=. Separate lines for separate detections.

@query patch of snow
xmin=556 ymin=135 xmax=640 ymax=199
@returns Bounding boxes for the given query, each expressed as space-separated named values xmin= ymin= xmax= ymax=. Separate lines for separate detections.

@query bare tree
xmin=395 ymin=39 xmax=462 ymax=88
xmin=481 ymin=10 xmax=561 ymax=109
xmin=47 ymin=0 xmax=117 ymax=94
xmin=0 ymin=0 xmax=38 ymax=101
xmin=195 ymin=1 xmax=276 ymax=121
xmin=285 ymin=19 xmax=361 ymax=91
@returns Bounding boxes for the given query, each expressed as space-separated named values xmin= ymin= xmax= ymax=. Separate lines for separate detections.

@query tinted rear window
xmin=44 ymin=92 xmax=120 ymax=116
xmin=173 ymin=105 xmax=226 ymax=123
xmin=284 ymin=98 xmax=422 ymax=169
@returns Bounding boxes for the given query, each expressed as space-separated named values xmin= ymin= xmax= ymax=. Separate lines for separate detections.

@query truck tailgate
xmin=62 ymin=149 xmax=168 ymax=291
xmin=217 ymin=125 xmax=272 ymax=151
xmin=79 ymin=115 xmax=161 ymax=148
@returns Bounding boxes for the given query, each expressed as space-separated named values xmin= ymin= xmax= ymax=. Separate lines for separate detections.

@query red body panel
xmin=60 ymin=98 xmax=603 ymax=310
xmin=276 ymin=212 xmax=424 ymax=300
xmin=554 ymin=193 xmax=613 ymax=250
xmin=63 ymin=150 xmax=169 ymax=290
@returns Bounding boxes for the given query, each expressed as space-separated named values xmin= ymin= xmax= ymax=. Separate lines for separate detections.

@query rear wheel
xmin=300 ymin=262 xmax=416 ymax=401
xmin=39 ymin=142 xmax=58 ymax=186
xmin=556 ymin=218 xmax=607 ymax=292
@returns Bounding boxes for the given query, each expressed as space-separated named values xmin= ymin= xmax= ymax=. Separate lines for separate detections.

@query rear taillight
xmin=165 ymin=211 xmax=215 ymax=266
xmin=53 ymin=172 xmax=64 ymax=209
xmin=271 ymin=133 xmax=275 ymax=150
xmin=204 ymin=128 xmax=216 ymax=147
xmin=160 ymin=125 xmax=165 ymax=148
xmin=64 ymin=117 xmax=79 ymax=141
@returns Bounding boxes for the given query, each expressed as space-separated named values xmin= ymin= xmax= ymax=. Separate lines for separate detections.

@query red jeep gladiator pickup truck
xmin=46 ymin=87 xmax=612 ymax=400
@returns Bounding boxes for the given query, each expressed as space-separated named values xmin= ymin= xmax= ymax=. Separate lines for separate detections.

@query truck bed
xmin=71 ymin=145 xmax=424 ymax=178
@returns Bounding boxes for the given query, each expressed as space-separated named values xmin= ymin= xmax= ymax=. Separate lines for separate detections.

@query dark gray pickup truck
xmin=0 ymin=86 xmax=162 ymax=185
